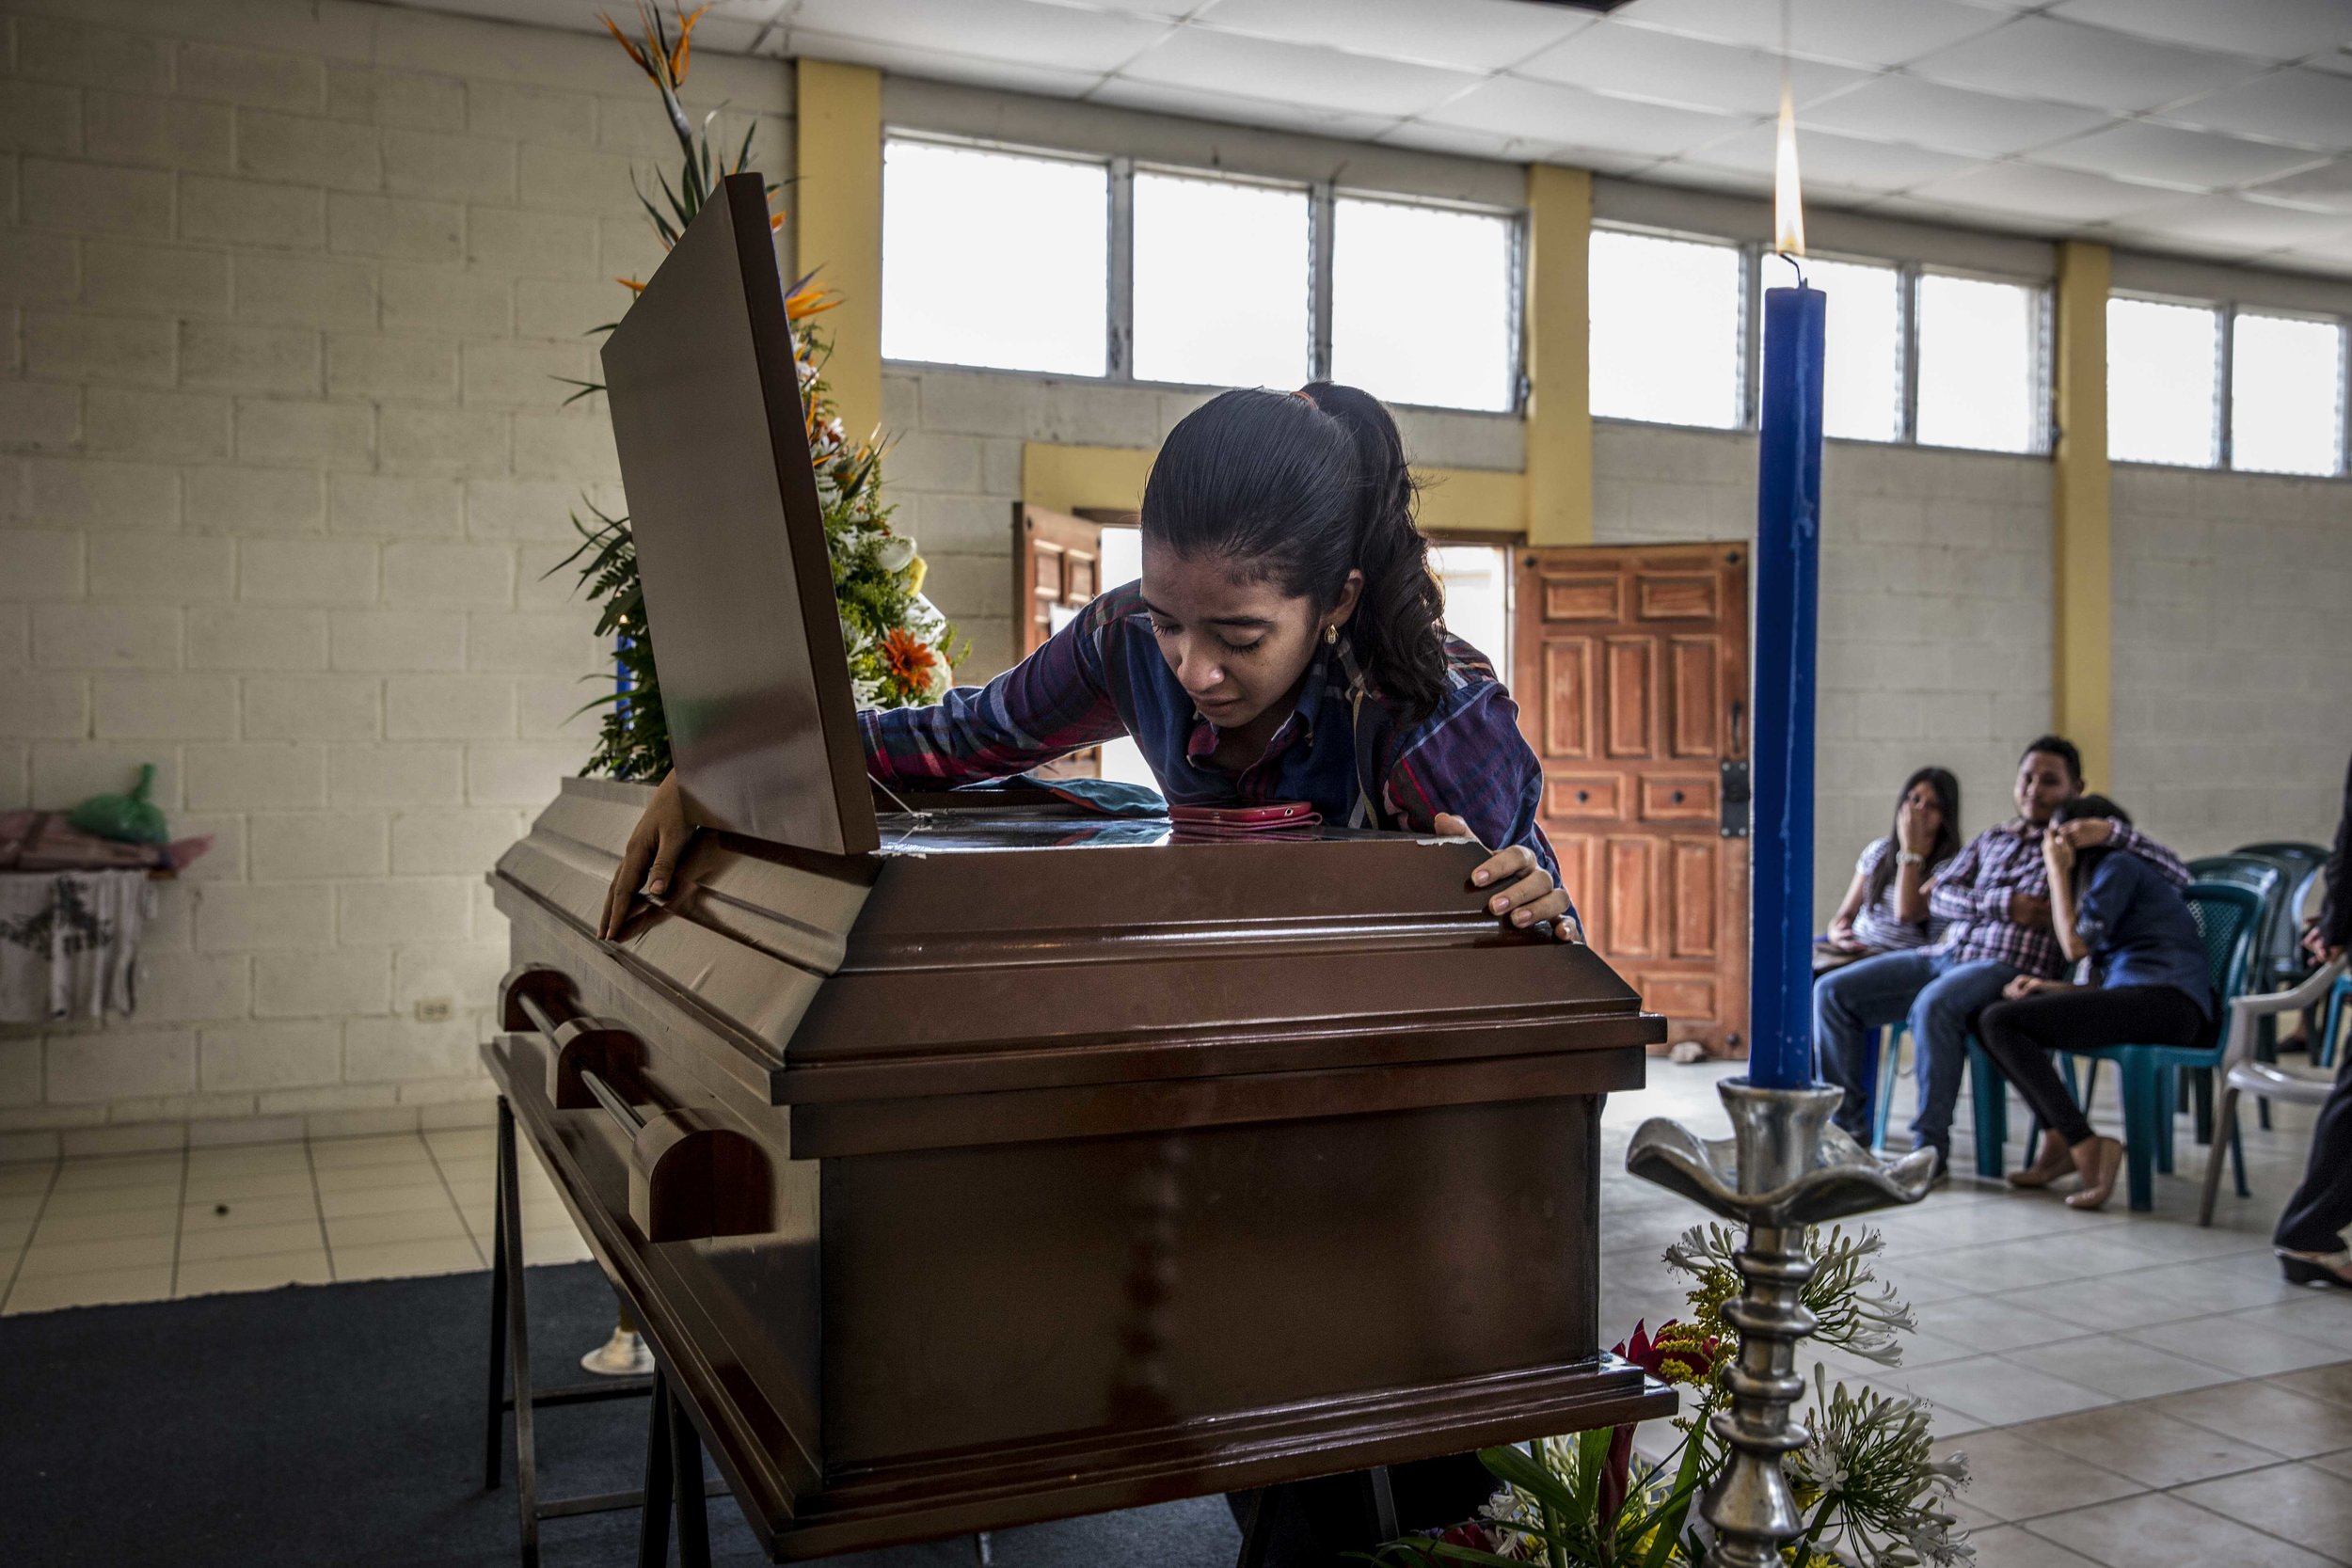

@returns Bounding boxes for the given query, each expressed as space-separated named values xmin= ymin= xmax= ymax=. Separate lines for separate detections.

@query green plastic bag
xmin=71 ymin=762 xmax=168 ymax=846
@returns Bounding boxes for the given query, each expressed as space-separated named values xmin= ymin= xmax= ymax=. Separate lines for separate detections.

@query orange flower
xmin=880 ymin=628 xmax=935 ymax=687
xmin=785 ymin=281 xmax=840 ymax=321
xmin=668 ymin=3 xmax=708 ymax=84
xmin=616 ymin=276 xmax=647 ymax=293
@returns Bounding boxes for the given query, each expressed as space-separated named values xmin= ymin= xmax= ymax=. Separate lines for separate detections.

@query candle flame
xmin=1773 ymin=81 xmax=1805 ymax=260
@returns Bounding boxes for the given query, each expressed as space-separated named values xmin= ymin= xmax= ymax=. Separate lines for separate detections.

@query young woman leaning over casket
xmin=599 ymin=381 xmax=1585 ymax=952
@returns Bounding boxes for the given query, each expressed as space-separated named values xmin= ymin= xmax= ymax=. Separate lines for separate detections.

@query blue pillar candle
xmin=1748 ymin=283 xmax=1827 ymax=1089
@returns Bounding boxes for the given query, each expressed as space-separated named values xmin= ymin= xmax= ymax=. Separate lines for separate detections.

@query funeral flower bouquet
xmin=557 ymin=3 xmax=961 ymax=782
xmin=1375 ymin=1225 xmax=1972 ymax=1568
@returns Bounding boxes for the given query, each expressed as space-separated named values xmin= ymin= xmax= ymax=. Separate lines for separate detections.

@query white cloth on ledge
xmin=0 ymin=870 xmax=155 ymax=1022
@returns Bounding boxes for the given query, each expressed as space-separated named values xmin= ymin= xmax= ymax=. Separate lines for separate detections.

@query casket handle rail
xmin=500 ymin=965 xmax=772 ymax=1244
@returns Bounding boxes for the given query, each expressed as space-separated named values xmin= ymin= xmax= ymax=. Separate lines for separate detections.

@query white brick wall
xmin=0 ymin=0 xmax=793 ymax=1152
xmin=1595 ymin=423 xmax=2057 ymax=928
xmin=2112 ymin=465 xmax=2352 ymax=859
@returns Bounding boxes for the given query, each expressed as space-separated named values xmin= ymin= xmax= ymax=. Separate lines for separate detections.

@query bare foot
xmin=2008 ymin=1130 xmax=2074 ymax=1189
xmin=2065 ymin=1137 xmax=2125 ymax=1211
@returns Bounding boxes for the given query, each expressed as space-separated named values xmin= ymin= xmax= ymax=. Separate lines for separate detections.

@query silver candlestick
xmin=1626 ymin=1078 xmax=1936 ymax=1568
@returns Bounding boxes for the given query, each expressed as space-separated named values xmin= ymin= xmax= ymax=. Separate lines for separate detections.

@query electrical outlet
xmin=413 ymin=997 xmax=454 ymax=1023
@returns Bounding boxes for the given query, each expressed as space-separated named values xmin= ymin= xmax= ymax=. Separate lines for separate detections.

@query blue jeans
xmin=1813 ymin=951 xmax=2021 ymax=1154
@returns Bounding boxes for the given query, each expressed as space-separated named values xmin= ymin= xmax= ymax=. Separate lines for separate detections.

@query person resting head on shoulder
xmin=1979 ymin=794 xmax=2214 ymax=1211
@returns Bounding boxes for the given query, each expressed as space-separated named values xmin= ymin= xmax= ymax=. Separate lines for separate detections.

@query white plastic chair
xmin=2201 ymin=957 xmax=2351 ymax=1227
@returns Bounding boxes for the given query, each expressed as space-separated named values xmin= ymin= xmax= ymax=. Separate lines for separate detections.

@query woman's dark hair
xmin=2052 ymin=793 xmax=2130 ymax=877
xmin=1139 ymin=383 xmax=1448 ymax=720
xmin=1865 ymin=766 xmax=1963 ymax=905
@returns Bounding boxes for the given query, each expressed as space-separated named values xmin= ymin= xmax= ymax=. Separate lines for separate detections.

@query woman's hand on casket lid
xmin=601 ymin=771 xmax=692 ymax=941
xmin=1434 ymin=813 xmax=1584 ymax=944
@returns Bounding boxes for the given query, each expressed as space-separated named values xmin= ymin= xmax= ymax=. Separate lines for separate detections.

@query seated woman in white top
xmin=1822 ymin=768 xmax=1963 ymax=961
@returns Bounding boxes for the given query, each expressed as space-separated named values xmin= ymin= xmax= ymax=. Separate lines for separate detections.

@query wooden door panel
xmin=1544 ymin=576 xmax=1621 ymax=621
xmin=1517 ymin=542 xmax=1748 ymax=1058
xmin=1546 ymin=774 xmax=1623 ymax=820
xmin=1639 ymin=775 xmax=1716 ymax=822
xmin=1672 ymin=841 xmax=1717 ymax=958
xmin=1637 ymin=574 xmax=1718 ymax=620
xmin=1669 ymin=636 xmax=1721 ymax=757
xmin=1016 ymin=505 xmax=1105 ymax=779
xmin=1606 ymin=836 xmax=1657 ymax=958
xmin=1543 ymin=639 xmax=1594 ymax=760
xmin=1556 ymin=833 xmax=1603 ymax=950
xmin=1603 ymin=638 xmax=1654 ymax=758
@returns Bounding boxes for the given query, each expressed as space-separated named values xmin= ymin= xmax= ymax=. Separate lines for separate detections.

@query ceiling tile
xmin=1804 ymin=76 xmax=2111 ymax=159
xmin=1905 ymin=15 xmax=2270 ymax=112
xmin=2158 ymin=68 xmax=2352 ymax=151
xmin=786 ymin=31 xmax=1108 ymax=97
xmin=784 ymin=0 xmax=1169 ymax=74
xmin=1905 ymin=160 xmax=2182 ymax=222
xmin=1607 ymin=0 xmax=2009 ymax=69
xmin=2268 ymin=239 xmax=2352 ymax=275
xmin=2031 ymin=119 xmax=2331 ymax=191
xmin=1187 ymin=0 xmax=1595 ymax=74
xmin=2047 ymin=0 xmax=2352 ymax=64
xmin=1863 ymin=190 xmax=2079 ymax=236
xmin=2106 ymin=192 xmax=2352 ymax=251
xmin=1677 ymin=123 xmax=1977 ymax=193
xmin=1115 ymin=25 xmax=1482 ymax=118
xmin=1512 ymin=20 xmax=1868 ymax=118
xmin=1085 ymin=75 xmax=1402 ymax=143
xmin=2245 ymin=157 xmax=2352 ymax=213
xmin=1375 ymin=119 xmax=1655 ymax=174
xmin=1415 ymin=74 xmax=1754 ymax=160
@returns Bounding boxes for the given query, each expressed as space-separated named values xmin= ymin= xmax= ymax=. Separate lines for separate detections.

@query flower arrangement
xmin=555 ymin=3 xmax=960 ymax=782
xmin=1375 ymin=1224 xmax=1972 ymax=1568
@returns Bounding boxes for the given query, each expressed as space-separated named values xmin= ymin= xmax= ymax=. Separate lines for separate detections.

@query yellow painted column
xmin=1523 ymin=164 xmax=1593 ymax=546
xmin=794 ymin=59 xmax=883 ymax=442
xmin=2051 ymin=240 xmax=2112 ymax=787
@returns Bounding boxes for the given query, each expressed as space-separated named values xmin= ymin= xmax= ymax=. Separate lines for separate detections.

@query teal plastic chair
xmin=1968 ymin=880 xmax=2263 ymax=1211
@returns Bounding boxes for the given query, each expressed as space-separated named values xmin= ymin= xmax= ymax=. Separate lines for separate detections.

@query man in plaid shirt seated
xmin=1813 ymin=735 xmax=2187 ymax=1178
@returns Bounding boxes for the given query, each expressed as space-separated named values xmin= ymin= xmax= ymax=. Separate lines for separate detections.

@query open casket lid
xmin=600 ymin=171 xmax=879 ymax=858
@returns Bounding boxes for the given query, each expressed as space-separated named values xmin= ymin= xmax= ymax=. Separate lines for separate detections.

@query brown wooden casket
xmin=488 ymin=784 xmax=1671 ymax=1559
xmin=481 ymin=170 xmax=1673 ymax=1560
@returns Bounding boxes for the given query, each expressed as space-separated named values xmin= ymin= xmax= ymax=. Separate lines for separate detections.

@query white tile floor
xmin=0 ymin=1124 xmax=587 ymax=1317
xmin=4 ymin=1060 xmax=2352 ymax=1562
xmin=1601 ymin=1059 xmax=2352 ymax=1567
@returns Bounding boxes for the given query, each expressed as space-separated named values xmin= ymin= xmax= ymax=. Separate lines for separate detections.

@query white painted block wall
xmin=0 ymin=1 xmax=792 ymax=1157
xmin=2111 ymin=465 xmax=2352 ymax=860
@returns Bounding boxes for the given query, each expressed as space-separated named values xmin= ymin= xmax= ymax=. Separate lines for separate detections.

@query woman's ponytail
xmin=1297 ymin=382 xmax=1447 ymax=720
xmin=1140 ymin=383 xmax=1451 ymax=722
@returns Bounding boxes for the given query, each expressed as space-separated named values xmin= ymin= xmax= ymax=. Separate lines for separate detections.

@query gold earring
xmin=1324 ymin=624 xmax=1339 ymax=646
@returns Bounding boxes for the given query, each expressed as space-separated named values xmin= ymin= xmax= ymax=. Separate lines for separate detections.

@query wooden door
xmin=1516 ymin=542 xmax=1749 ymax=1057
xmin=1016 ymin=505 xmax=1104 ymax=778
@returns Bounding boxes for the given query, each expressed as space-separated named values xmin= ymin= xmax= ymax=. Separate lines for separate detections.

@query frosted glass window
xmin=2108 ymin=297 xmax=2218 ymax=467
xmin=1804 ymin=258 xmax=1899 ymax=443
xmin=2233 ymin=311 xmax=2344 ymax=476
xmin=1590 ymin=230 xmax=1742 ymax=429
xmin=882 ymin=140 xmax=1106 ymax=376
xmin=1431 ymin=544 xmax=1509 ymax=667
xmin=1332 ymin=197 xmax=1516 ymax=413
xmin=1915 ymin=274 xmax=2040 ymax=453
xmin=1133 ymin=171 xmax=1310 ymax=388
xmin=1096 ymin=527 xmax=1154 ymax=788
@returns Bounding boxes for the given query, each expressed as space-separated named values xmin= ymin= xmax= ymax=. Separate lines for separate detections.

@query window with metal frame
xmin=2108 ymin=295 xmax=2222 ymax=468
xmin=1589 ymin=227 xmax=1745 ymax=431
xmin=2231 ymin=309 xmax=2344 ymax=477
xmin=1331 ymin=195 xmax=1520 ymax=414
xmin=881 ymin=137 xmax=1109 ymax=377
xmin=1915 ymin=271 xmax=2047 ymax=455
xmin=1132 ymin=168 xmax=1311 ymax=390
